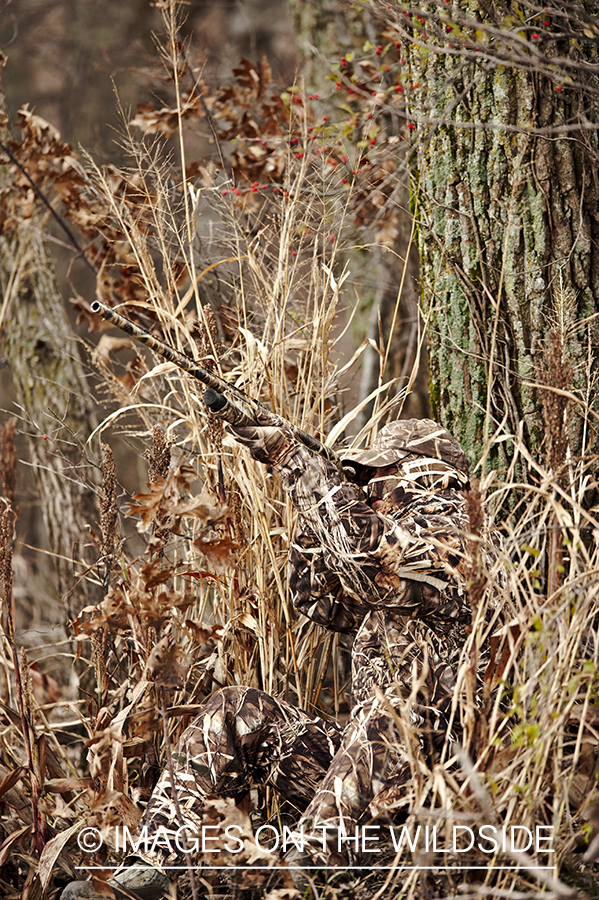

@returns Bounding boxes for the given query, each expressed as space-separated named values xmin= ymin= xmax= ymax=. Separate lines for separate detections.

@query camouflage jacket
xmin=281 ymin=425 xmax=476 ymax=712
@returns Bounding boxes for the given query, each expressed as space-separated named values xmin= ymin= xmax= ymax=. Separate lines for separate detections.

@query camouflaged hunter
xmin=63 ymin=416 xmax=498 ymax=900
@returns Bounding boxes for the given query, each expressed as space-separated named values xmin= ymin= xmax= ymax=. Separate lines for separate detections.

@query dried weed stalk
xmin=0 ymin=417 xmax=17 ymax=509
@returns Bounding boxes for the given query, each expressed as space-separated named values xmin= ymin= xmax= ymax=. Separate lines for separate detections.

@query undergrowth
xmin=0 ymin=3 xmax=598 ymax=899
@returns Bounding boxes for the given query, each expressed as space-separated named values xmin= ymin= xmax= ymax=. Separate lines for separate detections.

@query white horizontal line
xmin=76 ymin=865 xmax=554 ymax=872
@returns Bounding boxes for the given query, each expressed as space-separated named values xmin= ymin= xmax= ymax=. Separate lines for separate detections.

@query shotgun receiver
xmin=90 ymin=300 xmax=351 ymax=476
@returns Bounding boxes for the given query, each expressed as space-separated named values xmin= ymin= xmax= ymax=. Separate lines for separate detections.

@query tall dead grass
xmin=0 ymin=3 xmax=598 ymax=898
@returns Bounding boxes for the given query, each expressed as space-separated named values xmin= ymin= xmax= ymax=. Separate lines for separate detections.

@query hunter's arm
xmin=229 ymin=417 xmax=469 ymax=630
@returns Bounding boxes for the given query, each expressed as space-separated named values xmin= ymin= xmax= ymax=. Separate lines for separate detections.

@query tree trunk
xmin=405 ymin=2 xmax=599 ymax=467
xmin=0 ymin=223 xmax=100 ymax=617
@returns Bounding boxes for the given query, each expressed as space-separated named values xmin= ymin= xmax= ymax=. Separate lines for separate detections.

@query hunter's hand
xmin=226 ymin=410 xmax=302 ymax=469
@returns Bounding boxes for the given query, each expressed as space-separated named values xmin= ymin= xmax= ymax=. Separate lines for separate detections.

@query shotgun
xmin=90 ymin=300 xmax=353 ymax=477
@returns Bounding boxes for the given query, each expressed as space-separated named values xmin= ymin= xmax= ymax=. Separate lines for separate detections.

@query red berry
xmin=323 ymin=116 xmax=329 ymax=121
xmin=336 ymin=82 xmax=342 ymax=90
xmin=408 ymin=122 xmax=415 ymax=130
xmin=532 ymin=32 xmax=539 ymax=39
xmin=342 ymin=178 xmax=349 ymax=184
xmin=556 ymin=85 xmax=562 ymax=91
xmin=395 ymin=85 xmax=404 ymax=92
xmin=222 ymin=190 xmax=228 ymax=196
xmin=544 ymin=20 xmax=550 ymax=26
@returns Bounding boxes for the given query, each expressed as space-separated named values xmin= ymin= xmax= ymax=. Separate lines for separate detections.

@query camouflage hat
xmin=341 ymin=418 xmax=470 ymax=476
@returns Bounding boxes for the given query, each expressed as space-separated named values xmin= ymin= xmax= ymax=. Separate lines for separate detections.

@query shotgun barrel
xmin=90 ymin=300 xmax=347 ymax=472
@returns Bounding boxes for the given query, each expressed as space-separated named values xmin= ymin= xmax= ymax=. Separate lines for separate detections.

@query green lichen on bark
xmin=406 ymin=0 xmax=599 ymax=471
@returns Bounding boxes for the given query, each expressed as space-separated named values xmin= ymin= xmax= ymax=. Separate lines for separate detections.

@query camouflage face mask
xmin=342 ymin=419 xmax=470 ymax=492
xmin=366 ymin=465 xmax=406 ymax=502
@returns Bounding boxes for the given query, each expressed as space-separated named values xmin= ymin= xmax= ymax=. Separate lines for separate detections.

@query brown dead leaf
xmin=129 ymin=91 xmax=203 ymax=137
xmin=127 ymin=463 xmax=228 ymax=536
xmin=194 ymin=534 xmax=242 ymax=571
xmin=91 ymin=877 xmax=117 ymax=897
xmin=143 ymin=634 xmax=189 ymax=689
xmin=0 ymin=824 xmax=31 ymax=867
xmin=44 ymin=777 xmax=95 ymax=793
xmin=86 ymin=726 xmax=122 ymax=782
xmin=38 ymin=822 xmax=80 ymax=891
xmin=93 ymin=335 xmax=137 ymax=362
xmin=74 ymin=588 xmax=134 ymax=634
xmin=0 ymin=766 xmax=25 ymax=800
xmin=264 ymin=889 xmax=301 ymax=900
xmin=16 ymin=104 xmax=61 ymax=143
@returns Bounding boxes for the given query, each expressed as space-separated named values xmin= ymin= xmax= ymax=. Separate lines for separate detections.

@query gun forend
xmin=203 ymin=388 xmax=255 ymax=427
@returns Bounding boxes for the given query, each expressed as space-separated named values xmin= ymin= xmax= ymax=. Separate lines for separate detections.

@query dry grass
xmin=0 ymin=3 xmax=598 ymax=898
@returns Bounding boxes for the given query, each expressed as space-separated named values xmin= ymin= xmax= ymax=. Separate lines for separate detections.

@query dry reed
xmin=0 ymin=4 xmax=597 ymax=898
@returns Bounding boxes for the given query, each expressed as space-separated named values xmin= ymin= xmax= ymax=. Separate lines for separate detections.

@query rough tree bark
xmin=405 ymin=1 xmax=599 ymax=466
xmin=0 ymin=220 xmax=100 ymax=617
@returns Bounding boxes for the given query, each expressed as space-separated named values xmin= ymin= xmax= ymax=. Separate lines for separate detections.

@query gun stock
xmin=90 ymin=300 xmax=348 ymax=474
